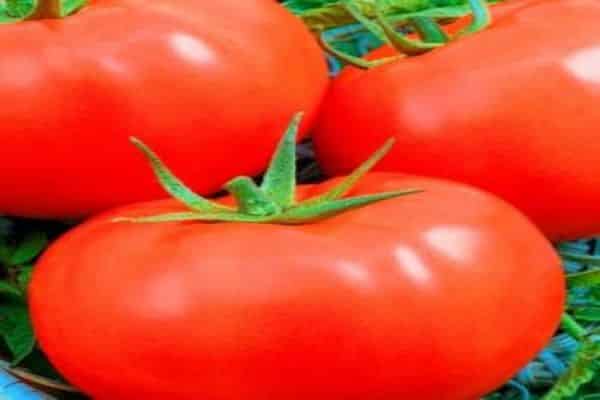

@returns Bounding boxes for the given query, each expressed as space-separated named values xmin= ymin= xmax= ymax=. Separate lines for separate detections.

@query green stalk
xmin=318 ymin=0 xmax=493 ymax=68
xmin=319 ymin=33 xmax=402 ymax=69
xmin=451 ymin=0 xmax=491 ymax=39
xmin=410 ymin=16 xmax=449 ymax=44
xmin=373 ymin=0 xmax=441 ymax=56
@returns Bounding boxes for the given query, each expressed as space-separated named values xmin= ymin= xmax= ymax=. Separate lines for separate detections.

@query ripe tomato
xmin=313 ymin=0 xmax=596 ymax=241
xmin=29 ymin=173 xmax=564 ymax=400
xmin=0 ymin=0 xmax=327 ymax=219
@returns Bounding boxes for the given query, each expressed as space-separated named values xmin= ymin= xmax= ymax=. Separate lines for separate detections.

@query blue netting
xmin=0 ymin=367 xmax=50 ymax=399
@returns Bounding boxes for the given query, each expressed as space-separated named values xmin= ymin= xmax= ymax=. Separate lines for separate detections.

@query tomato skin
xmin=0 ymin=0 xmax=327 ymax=219
xmin=29 ymin=173 xmax=564 ymax=400
xmin=314 ymin=0 xmax=599 ymax=241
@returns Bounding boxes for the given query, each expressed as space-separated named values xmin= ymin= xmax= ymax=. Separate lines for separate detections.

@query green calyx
xmin=0 ymin=0 xmax=87 ymax=23
xmin=116 ymin=113 xmax=421 ymax=225
xmin=319 ymin=0 xmax=492 ymax=69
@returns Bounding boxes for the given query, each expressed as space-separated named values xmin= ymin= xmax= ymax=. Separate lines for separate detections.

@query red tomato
xmin=0 ymin=0 xmax=327 ymax=219
xmin=29 ymin=173 xmax=564 ymax=400
xmin=313 ymin=0 xmax=596 ymax=241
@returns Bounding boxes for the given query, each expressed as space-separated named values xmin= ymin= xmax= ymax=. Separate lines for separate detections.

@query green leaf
xmin=0 ymin=300 xmax=36 ymax=365
xmin=17 ymin=265 xmax=33 ymax=293
xmin=573 ymin=307 xmax=600 ymax=322
xmin=0 ymin=240 xmax=15 ymax=265
xmin=16 ymin=266 xmax=33 ymax=293
xmin=563 ymin=252 xmax=600 ymax=267
xmin=568 ymin=269 xmax=600 ymax=288
xmin=0 ymin=218 xmax=13 ymax=238
xmin=10 ymin=231 xmax=47 ymax=266
xmin=580 ymin=285 xmax=600 ymax=307
xmin=543 ymin=337 xmax=600 ymax=400
xmin=0 ymin=281 xmax=22 ymax=297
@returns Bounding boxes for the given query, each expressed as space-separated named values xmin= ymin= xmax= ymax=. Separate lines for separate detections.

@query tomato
xmin=29 ymin=172 xmax=564 ymax=400
xmin=313 ymin=0 xmax=597 ymax=241
xmin=0 ymin=0 xmax=327 ymax=219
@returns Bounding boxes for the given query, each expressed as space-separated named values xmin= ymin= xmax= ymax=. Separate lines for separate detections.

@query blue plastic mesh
xmin=0 ymin=366 xmax=51 ymax=399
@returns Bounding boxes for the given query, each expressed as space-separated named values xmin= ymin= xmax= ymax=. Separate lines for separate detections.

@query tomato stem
xmin=319 ymin=33 xmax=402 ymax=69
xmin=451 ymin=0 xmax=491 ymax=39
xmin=26 ymin=0 xmax=62 ymax=20
xmin=373 ymin=0 xmax=441 ymax=56
xmin=225 ymin=177 xmax=281 ymax=217
xmin=320 ymin=0 xmax=492 ymax=69
xmin=409 ymin=17 xmax=449 ymax=44
xmin=118 ymin=114 xmax=421 ymax=225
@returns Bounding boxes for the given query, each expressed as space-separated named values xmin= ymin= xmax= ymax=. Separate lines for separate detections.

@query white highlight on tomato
xmin=170 ymin=32 xmax=215 ymax=65
xmin=99 ymin=56 xmax=130 ymax=76
xmin=393 ymin=246 xmax=432 ymax=284
xmin=424 ymin=225 xmax=480 ymax=264
xmin=136 ymin=271 xmax=189 ymax=318
xmin=333 ymin=260 xmax=374 ymax=290
xmin=564 ymin=47 xmax=600 ymax=84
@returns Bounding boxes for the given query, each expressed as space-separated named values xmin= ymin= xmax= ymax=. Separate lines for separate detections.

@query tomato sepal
xmin=0 ymin=0 xmax=87 ymax=23
xmin=116 ymin=113 xmax=421 ymax=225
xmin=128 ymin=138 xmax=235 ymax=214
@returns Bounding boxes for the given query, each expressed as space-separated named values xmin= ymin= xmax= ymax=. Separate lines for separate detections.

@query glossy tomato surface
xmin=29 ymin=173 xmax=565 ymax=400
xmin=0 ymin=0 xmax=327 ymax=219
xmin=314 ymin=0 xmax=600 ymax=241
